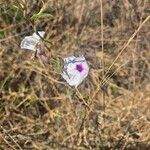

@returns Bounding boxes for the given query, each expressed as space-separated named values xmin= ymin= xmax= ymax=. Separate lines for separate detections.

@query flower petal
xmin=62 ymin=56 xmax=89 ymax=87
xmin=32 ymin=31 xmax=45 ymax=40
xmin=20 ymin=36 xmax=38 ymax=51
xmin=20 ymin=31 xmax=45 ymax=51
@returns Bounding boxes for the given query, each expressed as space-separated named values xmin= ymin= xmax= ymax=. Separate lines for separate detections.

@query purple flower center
xmin=76 ymin=64 xmax=84 ymax=72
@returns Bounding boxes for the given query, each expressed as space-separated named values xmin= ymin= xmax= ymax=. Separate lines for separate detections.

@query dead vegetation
xmin=0 ymin=0 xmax=150 ymax=149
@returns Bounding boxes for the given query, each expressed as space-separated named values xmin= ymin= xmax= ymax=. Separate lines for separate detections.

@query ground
xmin=0 ymin=0 xmax=150 ymax=149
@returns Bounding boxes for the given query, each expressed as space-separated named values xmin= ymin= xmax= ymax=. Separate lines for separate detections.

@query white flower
xmin=62 ymin=56 xmax=89 ymax=87
xmin=20 ymin=31 xmax=45 ymax=51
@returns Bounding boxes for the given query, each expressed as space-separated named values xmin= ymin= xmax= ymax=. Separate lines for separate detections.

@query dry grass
xmin=0 ymin=0 xmax=150 ymax=149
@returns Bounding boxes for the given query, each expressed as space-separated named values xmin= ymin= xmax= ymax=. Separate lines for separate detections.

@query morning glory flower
xmin=62 ymin=56 xmax=89 ymax=87
xmin=20 ymin=31 xmax=49 ymax=63
xmin=20 ymin=31 xmax=45 ymax=51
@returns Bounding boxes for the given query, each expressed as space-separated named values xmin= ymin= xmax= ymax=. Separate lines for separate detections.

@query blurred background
xmin=0 ymin=0 xmax=150 ymax=149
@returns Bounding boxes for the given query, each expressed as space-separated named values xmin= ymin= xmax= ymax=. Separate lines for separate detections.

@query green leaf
xmin=31 ymin=13 xmax=53 ymax=20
